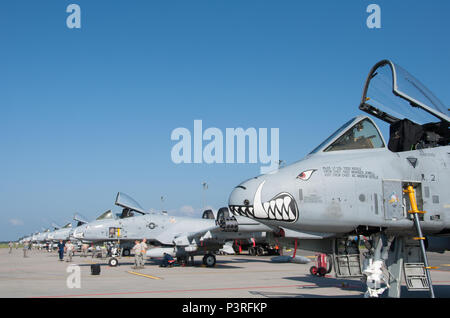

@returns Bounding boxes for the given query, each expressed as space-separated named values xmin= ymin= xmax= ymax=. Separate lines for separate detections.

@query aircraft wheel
xmin=248 ymin=247 xmax=256 ymax=256
xmin=177 ymin=256 xmax=188 ymax=266
xmin=256 ymin=246 xmax=265 ymax=256
xmin=309 ymin=266 xmax=318 ymax=276
xmin=318 ymin=267 xmax=327 ymax=277
xmin=122 ymin=249 xmax=130 ymax=257
xmin=108 ymin=257 xmax=119 ymax=267
xmin=203 ymin=254 xmax=216 ymax=267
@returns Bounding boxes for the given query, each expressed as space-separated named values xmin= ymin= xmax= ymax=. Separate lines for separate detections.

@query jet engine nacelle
xmin=426 ymin=236 xmax=450 ymax=253
xmin=202 ymin=210 xmax=215 ymax=219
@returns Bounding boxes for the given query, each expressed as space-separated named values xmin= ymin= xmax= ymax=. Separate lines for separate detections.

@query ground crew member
xmin=8 ymin=242 xmax=13 ymax=254
xmin=161 ymin=252 xmax=174 ymax=267
xmin=15 ymin=242 xmax=18 ymax=249
xmin=132 ymin=240 xmax=142 ymax=269
xmin=81 ymin=244 xmax=89 ymax=257
xmin=65 ymin=240 xmax=74 ymax=262
xmin=23 ymin=241 xmax=29 ymax=258
xmin=140 ymin=238 xmax=148 ymax=268
xmin=57 ymin=240 xmax=65 ymax=261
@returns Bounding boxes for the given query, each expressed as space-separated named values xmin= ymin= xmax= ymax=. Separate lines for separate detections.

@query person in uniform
xmin=8 ymin=242 xmax=13 ymax=254
xmin=81 ymin=244 xmax=89 ymax=257
xmin=140 ymin=238 xmax=148 ymax=268
xmin=65 ymin=240 xmax=74 ymax=262
xmin=161 ymin=252 xmax=174 ymax=267
xmin=23 ymin=241 xmax=29 ymax=258
xmin=57 ymin=240 xmax=65 ymax=261
xmin=132 ymin=240 xmax=141 ymax=269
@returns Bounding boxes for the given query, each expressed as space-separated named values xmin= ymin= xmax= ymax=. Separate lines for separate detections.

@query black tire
xmin=108 ymin=257 xmax=118 ymax=267
xmin=318 ymin=267 xmax=327 ymax=277
xmin=203 ymin=254 xmax=216 ymax=267
xmin=310 ymin=266 xmax=318 ymax=276
xmin=122 ymin=249 xmax=130 ymax=257
xmin=248 ymin=247 xmax=256 ymax=256
xmin=177 ymin=256 xmax=188 ymax=265
xmin=256 ymin=246 xmax=264 ymax=256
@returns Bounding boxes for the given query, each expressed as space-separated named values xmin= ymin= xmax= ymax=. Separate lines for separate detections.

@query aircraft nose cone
xmin=73 ymin=229 xmax=84 ymax=239
xmin=229 ymin=176 xmax=299 ymax=223
xmin=228 ymin=186 xmax=250 ymax=208
xmin=228 ymin=179 xmax=262 ymax=218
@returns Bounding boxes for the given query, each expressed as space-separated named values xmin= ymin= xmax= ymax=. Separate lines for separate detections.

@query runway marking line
xmin=127 ymin=271 xmax=162 ymax=280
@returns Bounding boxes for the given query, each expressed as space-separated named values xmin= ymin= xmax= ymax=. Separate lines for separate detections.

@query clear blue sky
xmin=1 ymin=0 xmax=449 ymax=240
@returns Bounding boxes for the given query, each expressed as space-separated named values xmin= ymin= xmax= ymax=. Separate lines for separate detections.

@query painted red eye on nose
xmin=297 ymin=169 xmax=316 ymax=181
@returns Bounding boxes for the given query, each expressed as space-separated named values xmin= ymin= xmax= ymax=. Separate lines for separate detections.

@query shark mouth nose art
xmin=229 ymin=181 xmax=298 ymax=222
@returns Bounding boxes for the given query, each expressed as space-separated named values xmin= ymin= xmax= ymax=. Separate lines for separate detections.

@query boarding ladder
xmin=403 ymin=185 xmax=436 ymax=298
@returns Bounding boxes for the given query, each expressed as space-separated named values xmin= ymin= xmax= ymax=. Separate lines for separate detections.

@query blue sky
xmin=1 ymin=1 xmax=449 ymax=240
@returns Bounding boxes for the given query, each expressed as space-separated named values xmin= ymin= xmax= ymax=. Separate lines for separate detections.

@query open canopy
xmin=73 ymin=213 xmax=89 ymax=225
xmin=360 ymin=59 xmax=449 ymax=125
xmin=115 ymin=192 xmax=147 ymax=215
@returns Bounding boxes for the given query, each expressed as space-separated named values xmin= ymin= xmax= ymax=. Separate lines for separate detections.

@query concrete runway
xmin=1 ymin=248 xmax=450 ymax=298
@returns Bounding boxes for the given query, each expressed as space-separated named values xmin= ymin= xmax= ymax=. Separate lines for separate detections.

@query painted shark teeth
xmin=229 ymin=192 xmax=298 ymax=222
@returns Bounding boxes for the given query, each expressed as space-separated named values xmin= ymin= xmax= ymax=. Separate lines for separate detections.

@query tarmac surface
xmin=1 ymin=248 xmax=450 ymax=298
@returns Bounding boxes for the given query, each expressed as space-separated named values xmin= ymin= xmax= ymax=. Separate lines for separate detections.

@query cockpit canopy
xmin=115 ymin=192 xmax=147 ymax=218
xmin=360 ymin=59 xmax=449 ymax=125
xmin=359 ymin=59 xmax=449 ymax=152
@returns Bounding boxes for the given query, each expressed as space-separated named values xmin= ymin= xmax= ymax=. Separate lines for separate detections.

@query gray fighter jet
xmin=79 ymin=192 xmax=274 ymax=267
xmin=228 ymin=60 xmax=449 ymax=298
xmin=47 ymin=222 xmax=73 ymax=241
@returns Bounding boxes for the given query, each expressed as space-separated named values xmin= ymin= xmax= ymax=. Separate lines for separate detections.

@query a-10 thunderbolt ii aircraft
xmin=78 ymin=192 xmax=275 ymax=267
xmin=71 ymin=193 xmax=150 ymax=256
xmin=228 ymin=59 xmax=449 ymax=298
xmin=31 ymin=216 xmax=90 ymax=249
xmin=47 ymin=222 xmax=74 ymax=242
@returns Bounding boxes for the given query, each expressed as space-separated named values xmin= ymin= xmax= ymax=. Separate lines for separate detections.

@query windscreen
xmin=96 ymin=210 xmax=114 ymax=220
xmin=324 ymin=118 xmax=384 ymax=152
xmin=309 ymin=118 xmax=356 ymax=154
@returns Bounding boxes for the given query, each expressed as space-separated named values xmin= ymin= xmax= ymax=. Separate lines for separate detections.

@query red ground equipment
xmin=309 ymin=253 xmax=332 ymax=277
